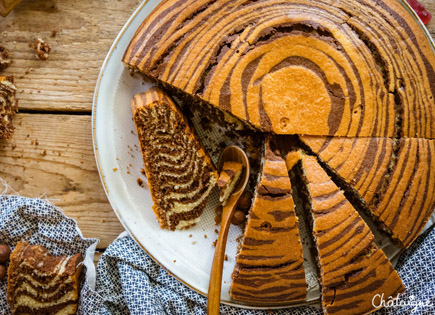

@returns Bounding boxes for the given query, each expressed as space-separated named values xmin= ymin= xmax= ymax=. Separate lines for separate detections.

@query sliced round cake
xmin=123 ymin=0 xmax=435 ymax=138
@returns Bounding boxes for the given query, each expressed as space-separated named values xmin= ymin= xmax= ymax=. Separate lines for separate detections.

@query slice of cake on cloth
xmin=7 ymin=241 xmax=83 ymax=315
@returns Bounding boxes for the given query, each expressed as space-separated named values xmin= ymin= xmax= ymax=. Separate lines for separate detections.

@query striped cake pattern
xmin=301 ymin=136 xmax=435 ymax=248
xmin=123 ymin=0 xmax=435 ymax=138
xmin=0 ymin=76 xmax=18 ymax=140
xmin=131 ymin=87 xmax=217 ymax=230
xmin=7 ymin=242 xmax=83 ymax=315
xmin=230 ymin=146 xmax=306 ymax=304
xmin=296 ymin=154 xmax=404 ymax=315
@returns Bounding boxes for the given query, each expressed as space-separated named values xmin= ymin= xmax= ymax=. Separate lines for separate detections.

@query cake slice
xmin=230 ymin=144 xmax=306 ymax=304
xmin=218 ymin=161 xmax=243 ymax=205
xmin=0 ymin=75 xmax=18 ymax=140
xmin=290 ymin=152 xmax=405 ymax=315
xmin=300 ymin=136 xmax=435 ymax=248
xmin=7 ymin=241 xmax=83 ymax=315
xmin=131 ymin=87 xmax=218 ymax=230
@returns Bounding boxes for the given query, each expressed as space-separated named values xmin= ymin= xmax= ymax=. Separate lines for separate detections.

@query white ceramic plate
xmin=92 ymin=0 xmax=435 ymax=310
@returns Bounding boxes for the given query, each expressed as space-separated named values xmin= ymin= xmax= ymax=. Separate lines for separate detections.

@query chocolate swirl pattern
xmin=301 ymin=136 xmax=435 ymax=248
xmin=131 ymin=87 xmax=217 ymax=230
xmin=7 ymin=242 xmax=83 ymax=315
xmin=123 ymin=0 xmax=435 ymax=137
xmin=295 ymin=154 xmax=404 ymax=315
xmin=0 ymin=76 xmax=18 ymax=140
xmin=230 ymin=146 xmax=306 ymax=304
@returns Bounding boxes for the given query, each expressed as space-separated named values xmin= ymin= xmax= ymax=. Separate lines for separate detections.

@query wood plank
xmin=421 ymin=0 xmax=435 ymax=36
xmin=0 ymin=113 xmax=124 ymax=248
xmin=0 ymin=0 xmax=142 ymax=112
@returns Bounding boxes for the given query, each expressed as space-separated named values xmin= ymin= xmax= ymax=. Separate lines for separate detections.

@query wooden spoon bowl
xmin=207 ymin=146 xmax=250 ymax=315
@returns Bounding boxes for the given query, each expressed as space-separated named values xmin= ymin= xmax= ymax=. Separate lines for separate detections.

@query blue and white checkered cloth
xmin=1 ymin=195 xmax=434 ymax=314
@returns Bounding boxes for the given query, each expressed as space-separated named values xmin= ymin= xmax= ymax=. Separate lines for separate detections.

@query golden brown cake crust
xmin=300 ymin=155 xmax=405 ymax=315
xmin=7 ymin=241 xmax=83 ymax=315
xmin=230 ymin=146 xmax=306 ymax=304
xmin=123 ymin=0 xmax=435 ymax=138
xmin=301 ymin=136 xmax=435 ymax=248
xmin=131 ymin=87 xmax=218 ymax=230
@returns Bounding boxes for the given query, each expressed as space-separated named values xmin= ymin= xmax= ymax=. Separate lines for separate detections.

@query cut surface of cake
xmin=131 ymin=87 xmax=218 ymax=230
xmin=218 ymin=161 xmax=243 ymax=205
xmin=123 ymin=0 xmax=435 ymax=138
xmin=230 ymin=145 xmax=306 ymax=304
xmin=292 ymin=153 xmax=405 ymax=315
xmin=0 ymin=75 xmax=18 ymax=140
xmin=7 ymin=241 xmax=83 ymax=315
xmin=301 ymin=136 xmax=435 ymax=248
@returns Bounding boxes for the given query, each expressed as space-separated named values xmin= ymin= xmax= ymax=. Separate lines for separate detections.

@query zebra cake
xmin=7 ymin=242 xmax=83 ymax=315
xmin=230 ymin=143 xmax=306 ymax=304
xmin=123 ymin=0 xmax=435 ymax=311
xmin=0 ymin=75 xmax=18 ymax=140
xmin=293 ymin=153 xmax=405 ymax=315
xmin=300 ymin=136 xmax=435 ymax=249
xmin=131 ymin=87 xmax=218 ymax=230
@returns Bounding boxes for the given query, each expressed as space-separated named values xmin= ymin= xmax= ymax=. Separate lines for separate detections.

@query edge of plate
xmin=91 ymin=0 xmax=435 ymax=310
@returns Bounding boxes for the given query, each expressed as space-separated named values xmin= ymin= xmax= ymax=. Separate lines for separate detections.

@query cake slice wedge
xmin=0 ymin=75 xmax=18 ymax=140
xmin=7 ymin=241 xmax=83 ymax=315
xmin=230 ymin=143 xmax=306 ymax=304
xmin=131 ymin=87 xmax=218 ymax=230
xmin=218 ymin=161 xmax=243 ymax=206
xmin=289 ymin=152 xmax=405 ymax=315
xmin=300 ymin=136 xmax=435 ymax=248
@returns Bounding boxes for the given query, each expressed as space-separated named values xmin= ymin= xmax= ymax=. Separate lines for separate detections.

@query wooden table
xmin=0 ymin=0 xmax=434 ymax=260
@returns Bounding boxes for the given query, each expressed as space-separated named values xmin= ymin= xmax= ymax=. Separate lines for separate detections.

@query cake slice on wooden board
xmin=0 ymin=76 xmax=18 ymax=140
xmin=230 ymin=143 xmax=306 ymax=304
xmin=218 ymin=161 xmax=243 ymax=206
xmin=7 ymin=241 xmax=83 ymax=315
xmin=131 ymin=87 xmax=218 ymax=230
xmin=300 ymin=136 xmax=435 ymax=248
xmin=289 ymin=152 xmax=405 ymax=315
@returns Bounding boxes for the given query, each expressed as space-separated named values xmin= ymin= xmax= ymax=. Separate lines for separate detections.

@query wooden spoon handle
xmin=207 ymin=193 xmax=240 ymax=315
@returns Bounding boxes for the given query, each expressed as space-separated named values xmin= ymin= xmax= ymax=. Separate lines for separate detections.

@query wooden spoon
xmin=207 ymin=146 xmax=250 ymax=315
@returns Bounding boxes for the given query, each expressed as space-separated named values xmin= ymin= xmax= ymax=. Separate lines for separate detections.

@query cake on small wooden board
xmin=131 ymin=87 xmax=218 ymax=230
xmin=7 ymin=241 xmax=83 ymax=315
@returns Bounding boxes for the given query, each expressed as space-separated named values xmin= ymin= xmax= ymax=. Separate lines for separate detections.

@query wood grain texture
xmin=0 ymin=0 xmax=141 ymax=112
xmin=0 ymin=113 xmax=124 ymax=248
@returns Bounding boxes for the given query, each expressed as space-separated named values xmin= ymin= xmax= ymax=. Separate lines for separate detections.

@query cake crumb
xmin=0 ymin=46 xmax=11 ymax=70
xmin=140 ymin=168 xmax=146 ymax=176
xmin=101 ymin=219 xmax=106 ymax=223
xmin=31 ymin=38 xmax=51 ymax=60
xmin=113 ymin=168 xmax=118 ymax=172
xmin=137 ymin=178 xmax=144 ymax=187
xmin=212 ymin=240 xmax=217 ymax=247
xmin=204 ymin=234 xmax=207 ymax=239
xmin=224 ymin=254 xmax=228 ymax=261
xmin=173 ymin=260 xmax=176 ymax=263
xmin=51 ymin=30 xmax=57 ymax=38
xmin=40 ymin=149 xmax=46 ymax=156
xmin=192 ymin=241 xmax=197 ymax=245
xmin=189 ymin=234 xmax=192 ymax=238
xmin=214 ymin=229 xmax=219 ymax=234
